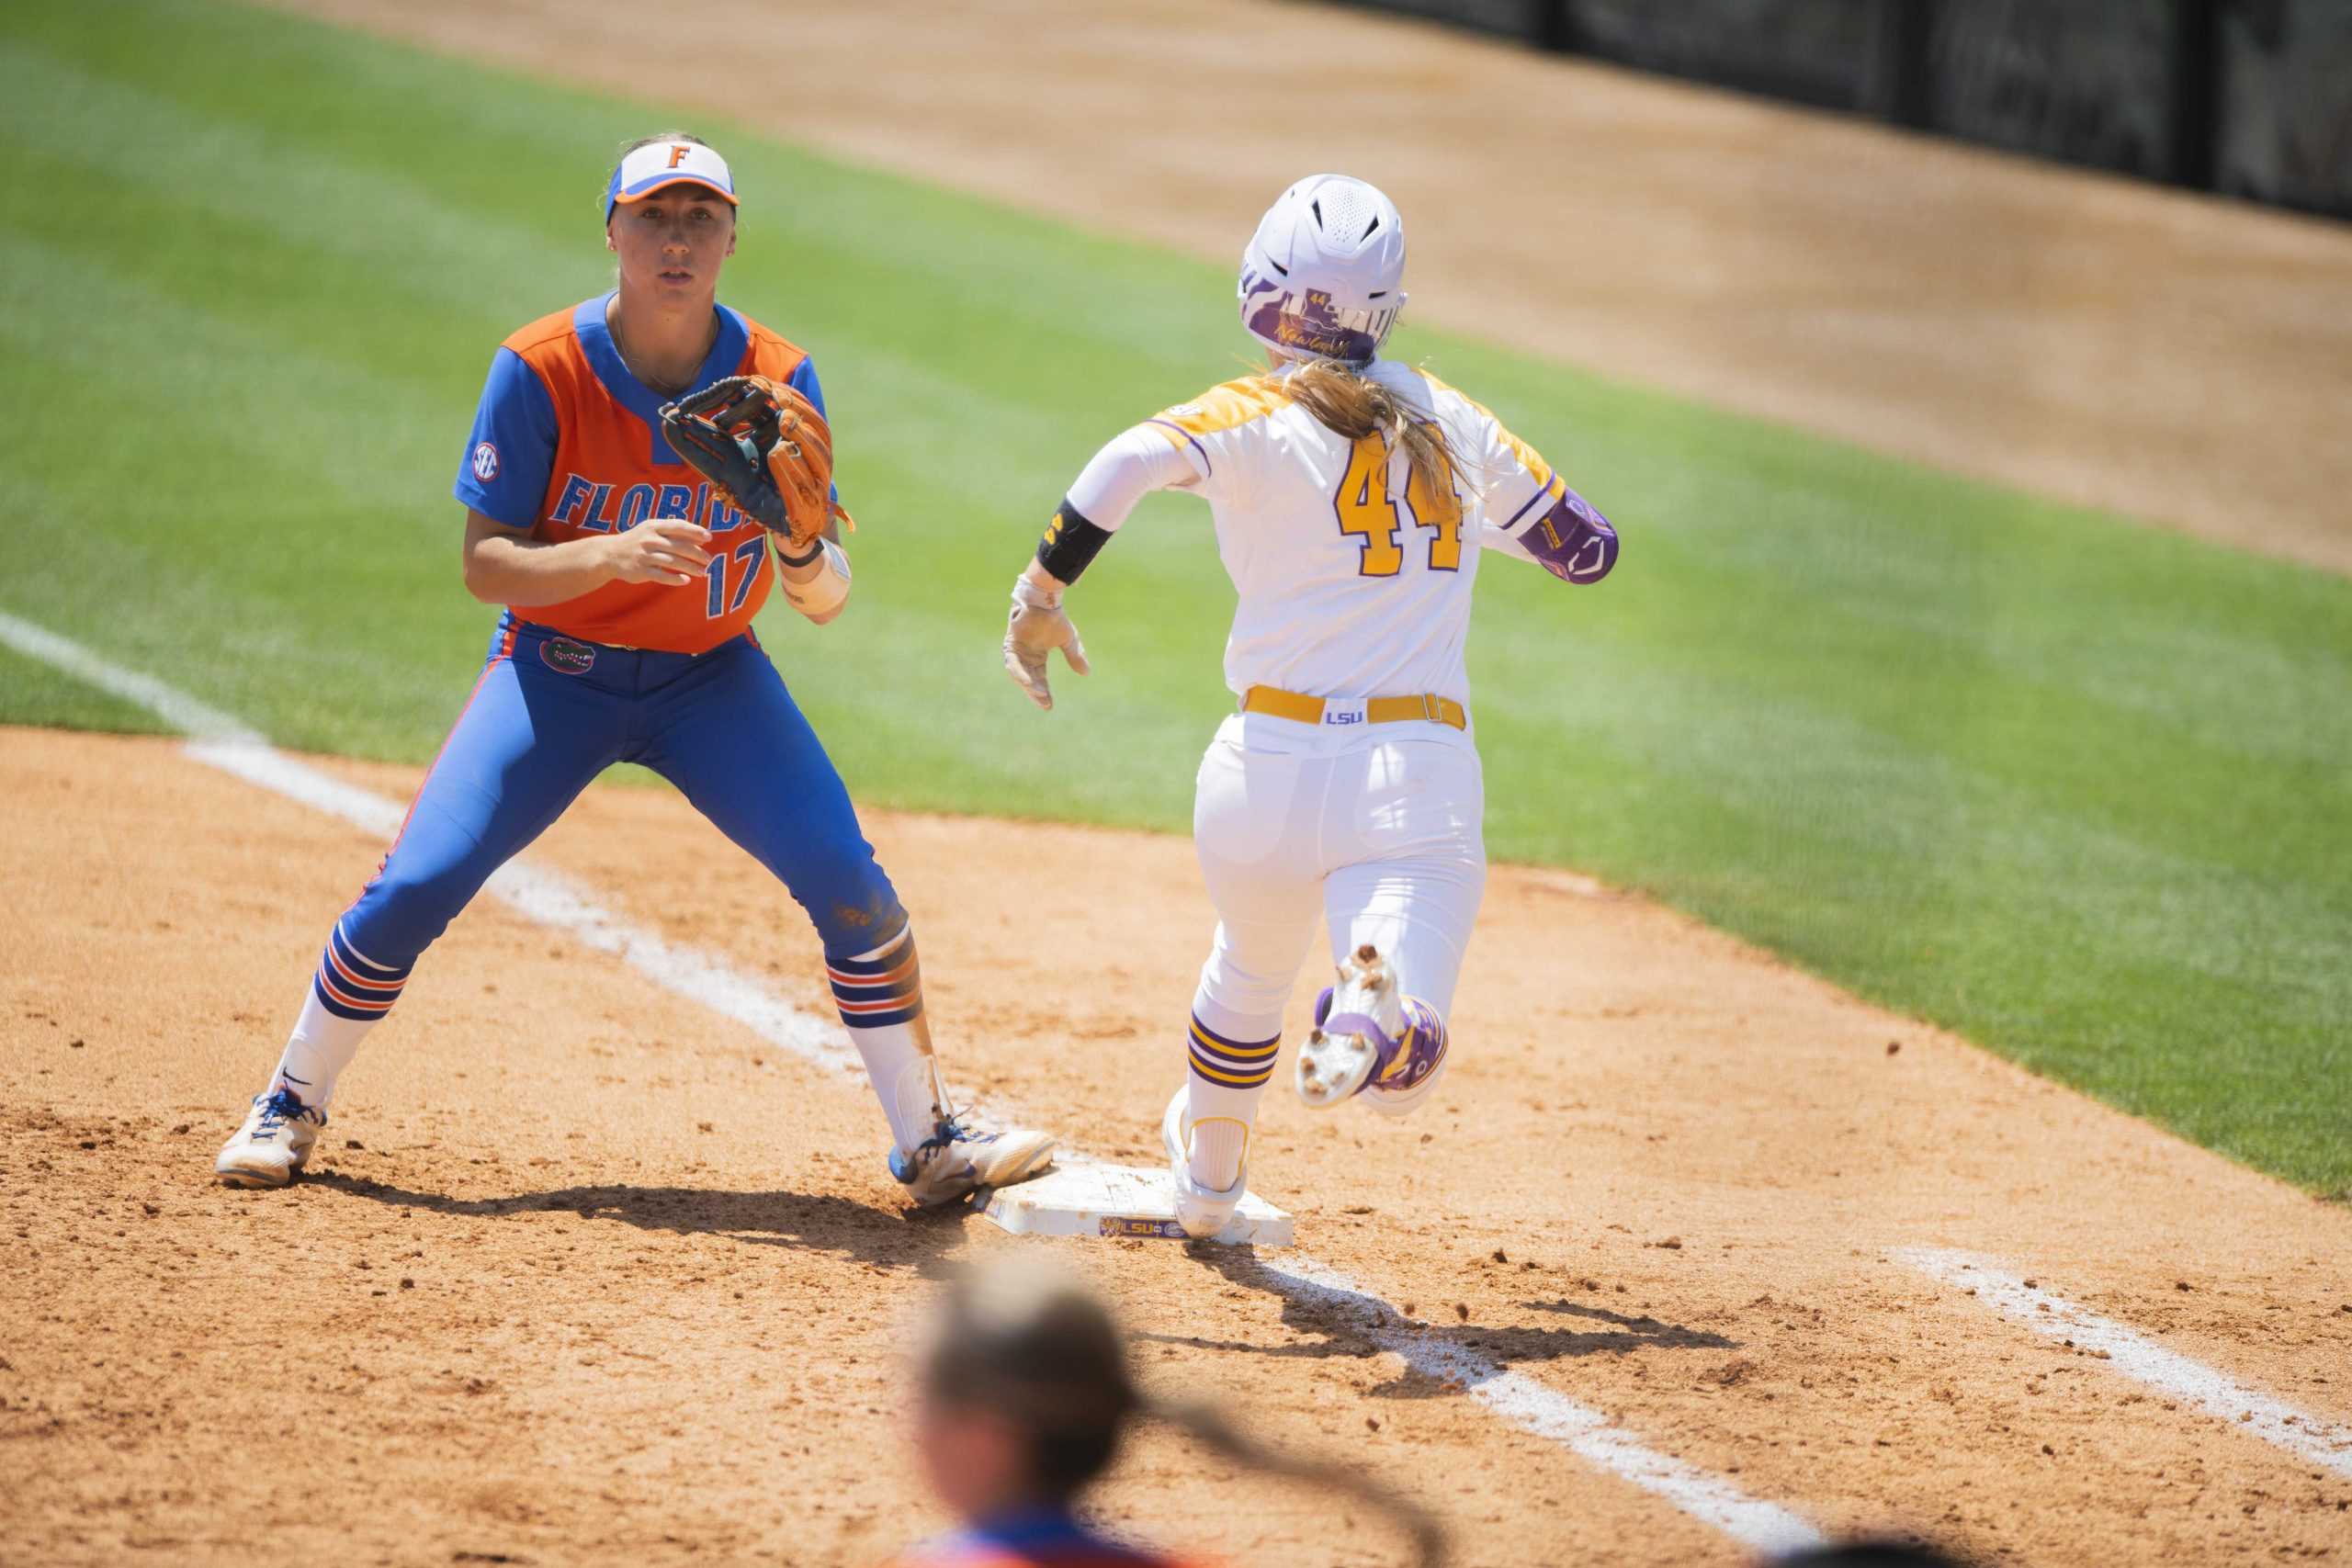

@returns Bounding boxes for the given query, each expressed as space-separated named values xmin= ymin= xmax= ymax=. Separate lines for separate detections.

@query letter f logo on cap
xmin=605 ymin=140 xmax=741 ymax=220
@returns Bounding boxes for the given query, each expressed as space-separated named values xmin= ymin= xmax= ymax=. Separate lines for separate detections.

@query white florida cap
xmin=605 ymin=140 xmax=738 ymax=220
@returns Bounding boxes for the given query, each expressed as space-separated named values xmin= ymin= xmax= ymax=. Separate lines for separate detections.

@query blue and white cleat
xmin=892 ymin=1112 xmax=1057 ymax=1207
xmin=214 ymin=1088 xmax=327 ymax=1188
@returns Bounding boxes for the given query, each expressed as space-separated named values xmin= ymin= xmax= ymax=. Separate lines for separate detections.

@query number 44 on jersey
xmin=1334 ymin=431 xmax=1463 ymax=576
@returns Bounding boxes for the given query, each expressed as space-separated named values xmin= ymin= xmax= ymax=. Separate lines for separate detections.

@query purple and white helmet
xmin=1238 ymin=175 xmax=1408 ymax=365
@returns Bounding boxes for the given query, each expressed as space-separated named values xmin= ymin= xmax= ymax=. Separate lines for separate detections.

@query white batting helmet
xmin=1238 ymin=175 xmax=1408 ymax=364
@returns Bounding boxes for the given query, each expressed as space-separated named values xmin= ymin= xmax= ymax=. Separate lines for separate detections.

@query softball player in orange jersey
xmin=1001 ymin=175 xmax=1619 ymax=1238
xmin=213 ymin=133 xmax=1054 ymax=1205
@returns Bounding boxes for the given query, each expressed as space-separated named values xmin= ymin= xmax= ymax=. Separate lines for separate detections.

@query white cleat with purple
xmin=1294 ymin=943 xmax=1451 ymax=1115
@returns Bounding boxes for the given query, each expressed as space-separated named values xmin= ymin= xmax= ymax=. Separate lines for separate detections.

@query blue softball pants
xmin=328 ymin=616 xmax=904 ymax=1001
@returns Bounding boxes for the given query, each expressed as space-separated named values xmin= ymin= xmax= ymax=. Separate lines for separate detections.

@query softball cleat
xmin=1161 ymin=1086 xmax=1248 ymax=1241
xmin=1361 ymin=996 xmax=1451 ymax=1117
xmin=891 ymin=1112 xmax=1056 ymax=1207
xmin=213 ymin=1088 xmax=326 ymax=1188
xmin=1295 ymin=944 xmax=1449 ymax=1111
xmin=1295 ymin=943 xmax=1407 ymax=1108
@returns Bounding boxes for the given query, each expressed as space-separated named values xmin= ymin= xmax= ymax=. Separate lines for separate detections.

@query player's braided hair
xmin=1279 ymin=359 xmax=1458 ymax=522
xmin=922 ymin=1261 xmax=1445 ymax=1567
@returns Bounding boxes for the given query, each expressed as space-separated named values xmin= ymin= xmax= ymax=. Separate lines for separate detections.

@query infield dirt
xmin=4 ymin=728 xmax=2346 ymax=1565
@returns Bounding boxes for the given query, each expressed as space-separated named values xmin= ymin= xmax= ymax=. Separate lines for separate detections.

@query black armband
xmin=1035 ymin=498 xmax=1114 ymax=584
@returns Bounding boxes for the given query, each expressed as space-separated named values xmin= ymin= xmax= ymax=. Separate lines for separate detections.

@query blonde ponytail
xmin=1279 ymin=360 xmax=1460 ymax=531
xmin=1148 ymin=1396 xmax=1447 ymax=1568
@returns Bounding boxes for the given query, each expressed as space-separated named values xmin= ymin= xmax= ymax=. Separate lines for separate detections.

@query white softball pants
xmin=1188 ymin=711 xmax=1487 ymax=1064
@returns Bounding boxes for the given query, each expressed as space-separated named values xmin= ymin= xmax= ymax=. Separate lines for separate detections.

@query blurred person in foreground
xmin=893 ymin=1259 xmax=1442 ymax=1567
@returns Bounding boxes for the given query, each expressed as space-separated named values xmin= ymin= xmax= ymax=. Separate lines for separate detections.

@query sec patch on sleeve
xmin=470 ymin=441 xmax=501 ymax=483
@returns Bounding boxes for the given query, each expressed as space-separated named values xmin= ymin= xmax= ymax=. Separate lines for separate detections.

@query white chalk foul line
xmin=1 ymin=609 xmax=1821 ymax=1551
xmin=1269 ymin=1256 xmax=1826 ymax=1553
xmin=0 ymin=612 xmax=269 ymax=746
xmin=1898 ymin=1247 xmax=2352 ymax=1479
xmin=187 ymin=738 xmax=864 ymax=1080
xmin=0 ymin=610 xmax=861 ymax=1080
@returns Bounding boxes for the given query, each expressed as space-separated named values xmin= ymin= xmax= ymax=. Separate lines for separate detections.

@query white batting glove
xmin=1002 ymin=572 xmax=1090 ymax=711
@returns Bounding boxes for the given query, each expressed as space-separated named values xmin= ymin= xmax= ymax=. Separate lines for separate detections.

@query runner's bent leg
xmin=1321 ymin=737 xmax=1487 ymax=1116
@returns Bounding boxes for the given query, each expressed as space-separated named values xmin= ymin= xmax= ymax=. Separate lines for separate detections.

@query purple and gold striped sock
xmin=1182 ymin=1011 xmax=1277 ymax=1191
xmin=1186 ymin=1012 xmax=1279 ymax=1090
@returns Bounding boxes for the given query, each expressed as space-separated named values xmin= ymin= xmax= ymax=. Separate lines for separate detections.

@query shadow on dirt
xmin=1134 ymin=1247 xmax=1737 ymax=1399
xmin=306 ymin=1170 xmax=963 ymax=1275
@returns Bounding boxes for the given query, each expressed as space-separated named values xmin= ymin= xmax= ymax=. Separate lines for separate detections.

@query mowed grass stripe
xmin=1 ymin=0 xmax=2345 ymax=1188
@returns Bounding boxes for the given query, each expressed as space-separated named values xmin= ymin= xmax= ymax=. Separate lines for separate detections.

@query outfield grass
xmin=2 ymin=0 xmax=2346 ymax=1190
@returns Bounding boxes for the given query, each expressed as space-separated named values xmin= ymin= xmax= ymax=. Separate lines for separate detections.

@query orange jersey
xmin=453 ymin=292 xmax=830 ymax=654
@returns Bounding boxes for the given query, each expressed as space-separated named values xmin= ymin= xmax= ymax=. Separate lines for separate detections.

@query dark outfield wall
xmin=1313 ymin=0 xmax=2352 ymax=220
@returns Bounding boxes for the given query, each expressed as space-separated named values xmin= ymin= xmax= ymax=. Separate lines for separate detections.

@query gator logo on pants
xmin=540 ymin=637 xmax=596 ymax=674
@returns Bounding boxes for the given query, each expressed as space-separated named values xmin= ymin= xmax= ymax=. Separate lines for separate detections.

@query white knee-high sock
xmin=829 ymin=929 xmax=947 ymax=1156
xmin=1182 ymin=997 xmax=1281 ymax=1191
xmin=271 ymin=990 xmax=379 ymax=1110
xmin=270 ymin=924 xmax=411 ymax=1108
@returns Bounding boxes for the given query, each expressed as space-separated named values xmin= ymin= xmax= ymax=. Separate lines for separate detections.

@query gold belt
xmin=1240 ymin=684 xmax=1467 ymax=731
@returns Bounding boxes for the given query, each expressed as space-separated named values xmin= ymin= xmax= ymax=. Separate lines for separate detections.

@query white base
xmin=978 ymin=1158 xmax=1295 ymax=1247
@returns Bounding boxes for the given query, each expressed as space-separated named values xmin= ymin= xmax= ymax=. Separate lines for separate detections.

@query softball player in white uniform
xmin=1002 ymin=175 xmax=1619 ymax=1238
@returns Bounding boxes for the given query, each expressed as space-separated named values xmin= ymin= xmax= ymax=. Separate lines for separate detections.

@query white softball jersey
xmin=1065 ymin=355 xmax=1590 ymax=713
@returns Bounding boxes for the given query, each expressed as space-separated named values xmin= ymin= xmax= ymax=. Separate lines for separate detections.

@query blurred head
xmin=908 ymin=1258 xmax=1446 ymax=1565
xmin=603 ymin=132 xmax=738 ymax=302
xmin=913 ymin=1261 xmax=1141 ymax=1521
xmin=1238 ymin=174 xmax=1408 ymax=366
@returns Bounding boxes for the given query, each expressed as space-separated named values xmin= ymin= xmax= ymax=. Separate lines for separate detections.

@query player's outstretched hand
xmin=604 ymin=519 xmax=714 ymax=587
xmin=1002 ymin=571 xmax=1090 ymax=711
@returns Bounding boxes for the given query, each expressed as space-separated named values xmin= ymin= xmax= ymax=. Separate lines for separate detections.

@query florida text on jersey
xmin=454 ymin=292 xmax=828 ymax=654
